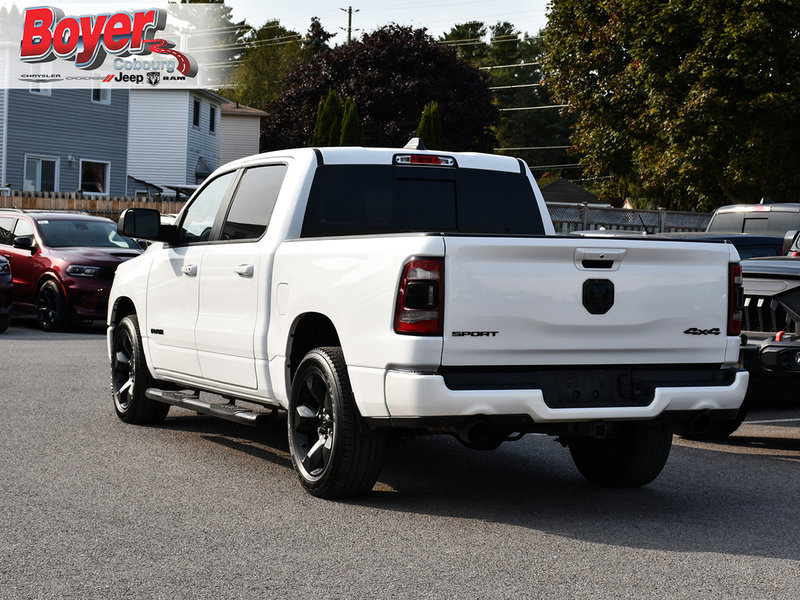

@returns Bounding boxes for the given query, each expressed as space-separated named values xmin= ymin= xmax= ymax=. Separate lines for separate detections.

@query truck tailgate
xmin=442 ymin=236 xmax=736 ymax=366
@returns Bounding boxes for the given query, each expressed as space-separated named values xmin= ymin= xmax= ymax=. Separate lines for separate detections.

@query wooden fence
xmin=0 ymin=191 xmax=186 ymax=219
xmin=1 ymin=192 xmax=712 ymax=234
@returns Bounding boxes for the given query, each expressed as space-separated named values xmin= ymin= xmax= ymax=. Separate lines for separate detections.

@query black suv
xmin=0 ymin=210 xmax=141 ymax=330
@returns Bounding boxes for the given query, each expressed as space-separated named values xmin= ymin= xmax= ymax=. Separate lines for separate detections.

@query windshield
xmin=36 ymin=219 xmax=140 ymax=249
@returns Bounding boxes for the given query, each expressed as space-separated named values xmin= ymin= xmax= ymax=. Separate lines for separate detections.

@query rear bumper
xmin=383 ymin=368 xmax=749 ymax=422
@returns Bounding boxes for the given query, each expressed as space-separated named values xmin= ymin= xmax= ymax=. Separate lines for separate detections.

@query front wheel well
xmin=110 ymin=297 xmax=137 ymax=328
xmin=288 ymin=313 xmax=341 ymax=382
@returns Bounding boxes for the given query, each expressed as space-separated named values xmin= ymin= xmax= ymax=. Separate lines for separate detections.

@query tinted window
xmin=221 ymin=165 xmax=287 ymax=241
xmin=36 ymin=219 xmax=139 ymax=248
xmin=0 ymin=217 xmax=14 ymax=245
xmin=178 ymin=171 xmax=236 ymax=244
xmin=742 ymin=217 xmax=768 ymax=234
xmin=707 ymin=213 xmax=745 ymax=233
xmin=301 ymin=165 xmax=544 ymax=237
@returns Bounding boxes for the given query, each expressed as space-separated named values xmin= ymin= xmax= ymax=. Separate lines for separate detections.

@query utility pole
xmin=340 ymin=6 xmax=359 ymax=43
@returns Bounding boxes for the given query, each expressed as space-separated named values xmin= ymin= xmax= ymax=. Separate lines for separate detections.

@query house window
xmin=23 ymin=155 xmax=58 ymax=191
xmin=29 ymin=64 xmax=53 ymax=96
xmin=209 ymin=106 xmax=216 ymax=133
xmin=193 ymin=99 xmax=200 ymax=127
xmin=91 ymin=88 xmax=111 ymax=104
xmin=80 ymin=160 xmax=110 ymax=195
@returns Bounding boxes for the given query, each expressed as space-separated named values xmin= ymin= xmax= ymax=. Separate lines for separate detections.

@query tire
xmin=569 ymin=421 xmax=673 ymax=487
xmin=0 ymin=314 xmax=9 ymax=333
xmin=110 ymin=315 xmax=169 ymax=424
xmin=287 ymin=347 xmax=385 ymax=499
xmin=36 ymin=279 xmax=70 ymax=331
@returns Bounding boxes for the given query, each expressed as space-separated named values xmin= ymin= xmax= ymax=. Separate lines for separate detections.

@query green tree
xmin=544 ymin=0 xmax=800 ymax=210
xmin=441 ymin=22 xmax=575 ymax=181
xmin=416 ymin=101 xmax=443 ymax=149
xmin=440 ymin=21 xmax=488 ymax=63
xmin=226 ymin=20 xmax=303 ymax=112
xmin=262 ymin=25 xmax=497 ymax=151
xmin=340 ymin=98 xmax=365 ymax=146
xmin=174 ymin=0 xmax=251 ymax=88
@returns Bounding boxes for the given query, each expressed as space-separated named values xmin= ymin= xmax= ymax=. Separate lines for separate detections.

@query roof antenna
xmin=404 ymin=137 xmax=426 ymax=150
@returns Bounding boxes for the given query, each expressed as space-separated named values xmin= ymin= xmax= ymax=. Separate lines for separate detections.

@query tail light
xmin=728 ymin=263 xmax=743 ymax=335
xmin=394 ymin=258 xmax=444 ymax=335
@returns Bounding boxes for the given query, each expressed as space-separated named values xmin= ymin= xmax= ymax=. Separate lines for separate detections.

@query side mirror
xmin=12 ymin=236 xmax=34 ymax=251
xmin=118 ymin=208 xmax=162 ymax=240
xmin=782 ymin=229 xmax=799 ymax=255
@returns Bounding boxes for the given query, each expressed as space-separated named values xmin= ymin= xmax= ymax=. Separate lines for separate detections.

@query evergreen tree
xmin=311 ymin=96 xmax=329 ymax=146
xmin=312 ymin=89 xmax=344 ymax=146
xmin=416 ymin=102 xmax=442 ymax=149
xmin=339 ymin=98 xmax=365 ymax=146
xmin=302 ymin=17 xmax=336 ymax=60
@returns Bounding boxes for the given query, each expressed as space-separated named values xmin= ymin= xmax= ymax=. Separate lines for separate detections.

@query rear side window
xmin=0 ymin=217 xmax=14 ymax=245
xmin=221 ymin=164 xmax=287 ymax=241
xmin=301 ymin=165 xmax=544 ymax=237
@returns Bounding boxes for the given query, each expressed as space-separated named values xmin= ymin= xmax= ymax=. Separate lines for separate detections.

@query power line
xmin=488 ymin=83 xmax=541 ymax=90
xmin=480 ymin=61 xmax=539 ymax=70
xmin=499 ymin=105 xmax=567 ymax=112
xmin=496 ymin=146 xmax=570 ymax=151
xmin=528 ymin=163 xmax=582 ymax=170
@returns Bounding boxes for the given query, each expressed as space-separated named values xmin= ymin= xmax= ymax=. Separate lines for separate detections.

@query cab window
xmin=178 ymin=171 xmax=236 ymax=244
xmin=221 ymin=165 xmax=287 ymax=241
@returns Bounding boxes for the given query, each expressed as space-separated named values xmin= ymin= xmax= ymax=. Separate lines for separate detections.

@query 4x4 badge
xmin=683 ymin=327 xmax=721 ymax=335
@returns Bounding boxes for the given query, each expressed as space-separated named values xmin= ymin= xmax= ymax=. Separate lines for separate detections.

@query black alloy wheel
xmin=36 ymin=280 xmax=68 ymax=331
xmin=111 ymin=315 xmax=169 ymax=424
xmin=288 ymin=347 xmax=384 ymax=498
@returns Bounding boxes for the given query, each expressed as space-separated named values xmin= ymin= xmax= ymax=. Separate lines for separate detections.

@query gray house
xmin=126 ymin=89 xmax=224 ymax=197
xmin=1 ymin=88 xmax=130 ymax=196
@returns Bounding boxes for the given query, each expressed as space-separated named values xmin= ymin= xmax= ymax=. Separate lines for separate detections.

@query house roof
xmin=539 ymin=178 xmax=599 ymax=204
xmin=220 ymin=101 xmax=268 ymax=117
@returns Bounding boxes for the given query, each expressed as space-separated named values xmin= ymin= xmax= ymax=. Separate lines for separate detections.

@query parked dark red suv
xmin=0 ymin=210 xmax=141 ymax=330
xmin=0 ymin=256 xmax=11 ymax=333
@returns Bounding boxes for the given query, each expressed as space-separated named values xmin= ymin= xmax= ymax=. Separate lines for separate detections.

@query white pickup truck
xmin=108 ymin=141 xmax=748 ymax=498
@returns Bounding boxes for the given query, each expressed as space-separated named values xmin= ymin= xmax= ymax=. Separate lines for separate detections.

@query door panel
xmin=195 ymin=244 xmax=261 ymax=388
xmin=146 ymin=245 xmax=206 ymax=377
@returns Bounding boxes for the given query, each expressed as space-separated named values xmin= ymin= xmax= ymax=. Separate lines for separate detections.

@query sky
xmin=1 ymin=0 xmax=551 ymax=41
xmin=223 ymin=0 xmax=551 ymax=40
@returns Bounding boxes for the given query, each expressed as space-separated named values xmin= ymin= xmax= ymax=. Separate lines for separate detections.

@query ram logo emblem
xmin=583 ymin=279 xmax=614 ymax=315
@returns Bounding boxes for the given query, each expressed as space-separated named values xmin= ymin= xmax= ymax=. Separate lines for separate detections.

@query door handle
xmin=233 ymin=264 xmax=254 ymax=277
xmin=181 ymin=264 xmax=198 ymax=276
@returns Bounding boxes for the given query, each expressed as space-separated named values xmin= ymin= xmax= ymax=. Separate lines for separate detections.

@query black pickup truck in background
xmin=706 ymin=202 xmax=800 ymax=238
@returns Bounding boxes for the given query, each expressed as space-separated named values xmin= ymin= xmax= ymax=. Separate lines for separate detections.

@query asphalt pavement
xmin=1 ymin=318 xmax=799 ymax=599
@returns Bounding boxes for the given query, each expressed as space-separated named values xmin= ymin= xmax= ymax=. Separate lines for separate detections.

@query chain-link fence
xmin=547 ymin=203 xmax=711 ymax=234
